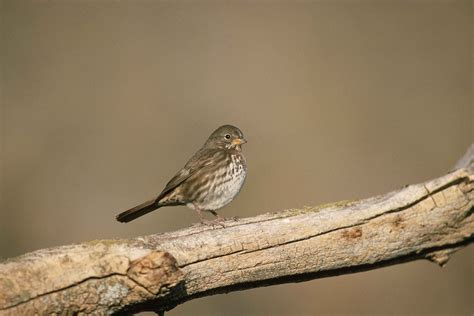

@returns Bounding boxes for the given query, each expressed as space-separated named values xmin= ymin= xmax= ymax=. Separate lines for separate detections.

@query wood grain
xmin=1 ymin=145 xmax=473 ymax=315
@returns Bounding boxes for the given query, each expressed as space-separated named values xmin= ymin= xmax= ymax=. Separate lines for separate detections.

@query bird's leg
xmin=209 ymin=210 xmax=226 ymax=222
xmin=193 ymin=205 xmax=206 ymax=223
xmin=193 ymin=204 xmax=225 ymax=227
xmin=210 ymin=210 xmax=239 ymax=222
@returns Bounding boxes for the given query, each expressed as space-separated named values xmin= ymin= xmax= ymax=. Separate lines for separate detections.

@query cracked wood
xmin=0 ymin=146 xmax=473 ymax=314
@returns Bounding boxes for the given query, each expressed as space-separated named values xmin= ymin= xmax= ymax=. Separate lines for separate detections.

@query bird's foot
xmin=200 ymin=218 xmax=226 ymax=228
xmin=218 ymin=215 xmax=239 ymax=222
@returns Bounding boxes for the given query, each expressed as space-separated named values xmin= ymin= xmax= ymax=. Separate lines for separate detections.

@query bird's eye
xmin=224 ymin=134 xmax=231 ymax=139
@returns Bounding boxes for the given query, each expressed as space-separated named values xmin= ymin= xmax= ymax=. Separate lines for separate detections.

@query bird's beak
xmin=232 ymin=138 xmax=247 ymax=146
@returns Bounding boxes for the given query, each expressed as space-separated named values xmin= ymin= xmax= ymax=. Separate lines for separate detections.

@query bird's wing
xmin=155 ymin=148 xmax=220 ymax=201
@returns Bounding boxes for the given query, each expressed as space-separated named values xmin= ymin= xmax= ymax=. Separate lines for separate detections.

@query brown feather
xmin=116 ymin=199 xmax=159 ymax=223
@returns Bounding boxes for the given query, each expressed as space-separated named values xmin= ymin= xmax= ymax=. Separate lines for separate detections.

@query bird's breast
xmin=198 ymin=153 xmax=246 ymax=211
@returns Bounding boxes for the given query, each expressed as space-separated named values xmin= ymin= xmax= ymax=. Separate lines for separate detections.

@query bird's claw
xmin=200 ymin=219 xmax=226 ymax=228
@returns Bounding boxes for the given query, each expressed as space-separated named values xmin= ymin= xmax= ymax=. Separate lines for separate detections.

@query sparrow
xmin=116 ymin=125 xmax=247 ymax=224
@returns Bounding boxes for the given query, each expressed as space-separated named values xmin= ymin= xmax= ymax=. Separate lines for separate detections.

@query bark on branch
xmin=1 ymin=145 xmax=473 ymax=315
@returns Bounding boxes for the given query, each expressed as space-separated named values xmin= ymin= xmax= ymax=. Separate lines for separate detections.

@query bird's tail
xmin=116 ymin=199 xmax=160 ymax=223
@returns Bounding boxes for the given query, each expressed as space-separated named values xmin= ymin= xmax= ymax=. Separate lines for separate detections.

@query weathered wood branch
xmin=1 ymin=145 xmax=473 ymax=315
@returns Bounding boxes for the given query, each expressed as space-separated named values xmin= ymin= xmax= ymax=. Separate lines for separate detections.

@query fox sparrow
xmin=116 ymin=125 xmax=247 ymax=224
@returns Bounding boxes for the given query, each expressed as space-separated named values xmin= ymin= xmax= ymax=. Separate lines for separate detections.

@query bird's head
xmin=205 ymin=125 xmax=247 ymax=151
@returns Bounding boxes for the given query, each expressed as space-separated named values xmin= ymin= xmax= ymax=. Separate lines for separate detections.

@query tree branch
xmin=1 ymin=145 xmax=473 ymax=315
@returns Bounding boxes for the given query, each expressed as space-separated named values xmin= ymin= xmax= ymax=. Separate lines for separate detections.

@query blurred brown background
xmin=1 ymin=1 xmax=472 ymax=315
